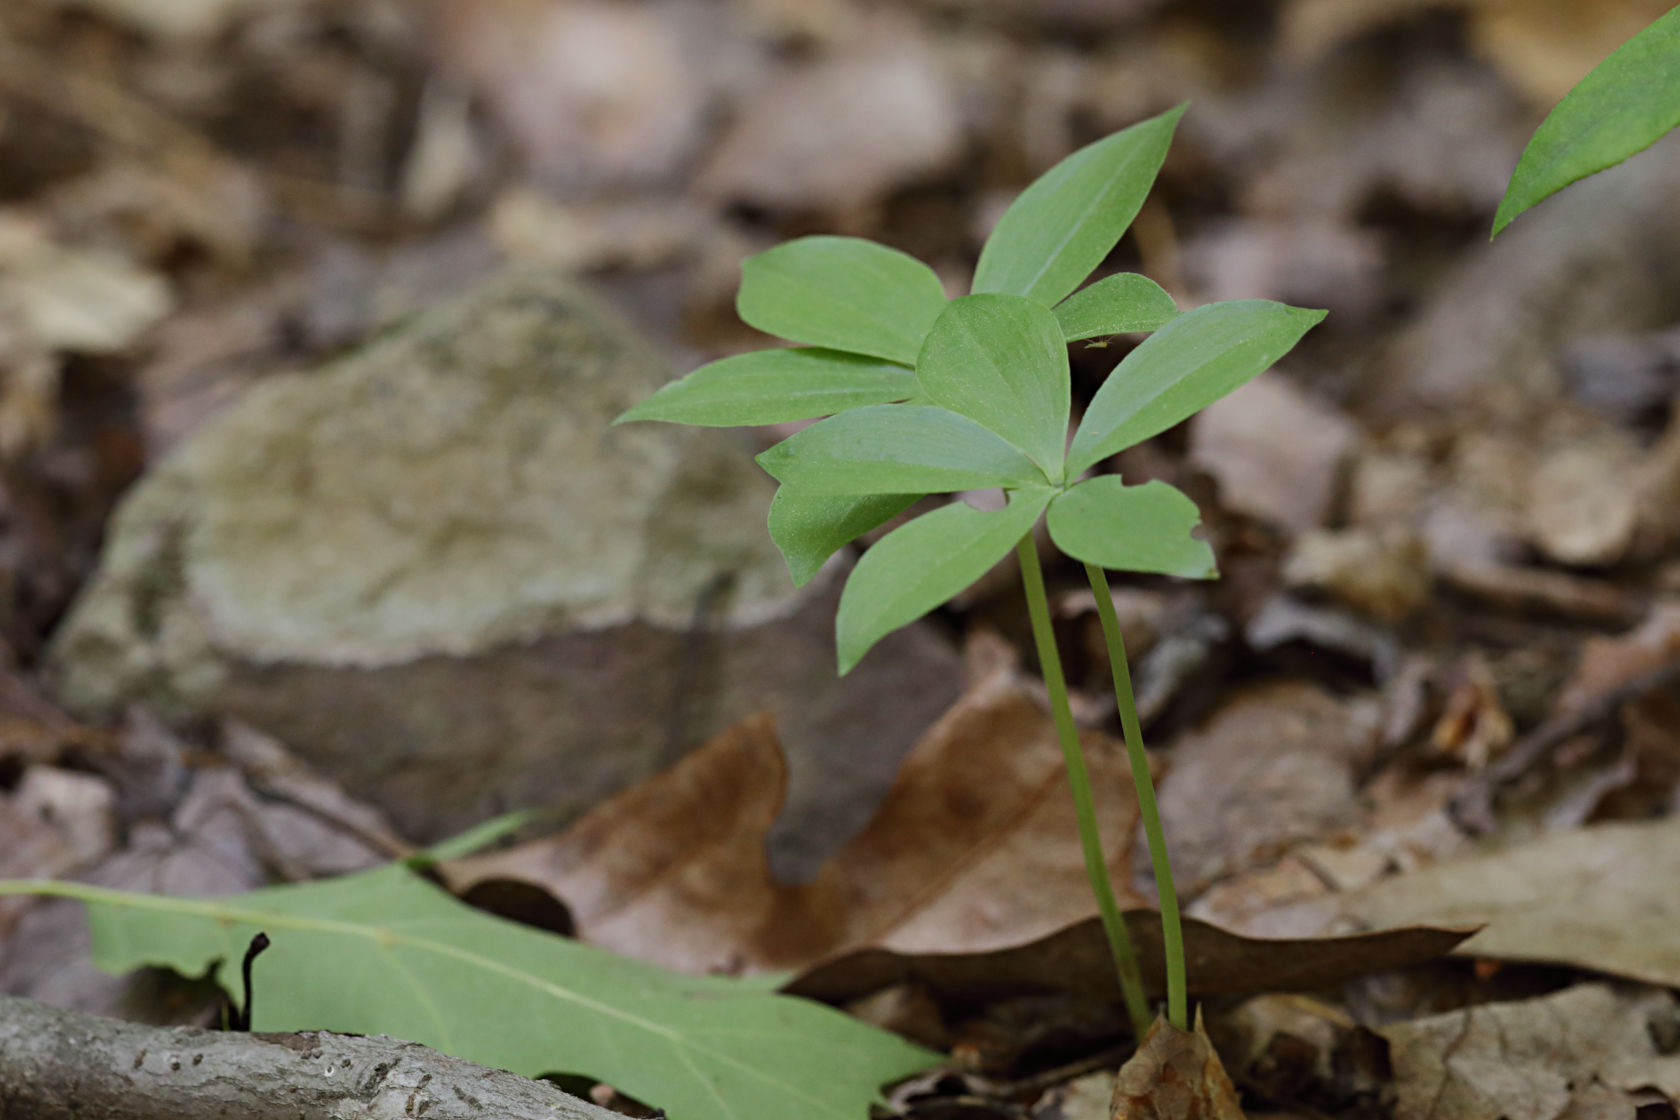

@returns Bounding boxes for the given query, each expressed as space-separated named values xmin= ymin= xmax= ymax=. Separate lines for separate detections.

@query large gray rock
xmin=49 ymin=271 xmax=961 ymax=875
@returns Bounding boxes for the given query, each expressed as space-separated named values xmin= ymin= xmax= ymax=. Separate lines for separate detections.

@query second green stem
xmin=1015 ymin=535 xmax=1152 ymax=1038
xmin=1084 ymin=562 xmax=1186 ymax=1030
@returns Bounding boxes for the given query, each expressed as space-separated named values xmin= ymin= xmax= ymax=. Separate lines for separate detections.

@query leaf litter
xmin=5 ymin=0 xmax=1680 ymax=1116
xmin=441 ymin=657 xmax=1471 ymax=1007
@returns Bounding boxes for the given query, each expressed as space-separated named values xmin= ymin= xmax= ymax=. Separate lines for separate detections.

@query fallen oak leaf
xmin=441 ymin=662 xmax=1469 ymax=1007
xmin=439 ymin=664 xmax=1152 ymax=973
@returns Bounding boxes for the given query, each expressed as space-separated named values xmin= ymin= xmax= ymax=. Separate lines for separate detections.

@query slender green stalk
xmin=1014 ymin=535 xmax=1152 ymax=1038
xmin=1083 ymin=563 xmax=1186 ymax=1030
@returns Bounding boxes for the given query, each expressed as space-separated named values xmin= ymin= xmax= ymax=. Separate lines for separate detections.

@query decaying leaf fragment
xmin=1111 ymin=1012 xmax=1245 ymax=1120
xmin=1380 ymin=984 xmax=1680 ymax=1120
xmin=1325 ymin=817 xmax=1680 ymax=988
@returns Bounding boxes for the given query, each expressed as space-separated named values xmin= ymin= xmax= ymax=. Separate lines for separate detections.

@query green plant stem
xmin=1014 ymin=535 xmax=1152 ymax=1039
xmin=1083 ymin=562 xmax=1186 ymax=1030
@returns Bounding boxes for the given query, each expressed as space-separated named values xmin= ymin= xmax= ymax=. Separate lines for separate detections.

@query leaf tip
xmin=754 ymin=445 xmax=787 ymax=480
xmin=1490 ymin=204 xmax=1518 ymax=239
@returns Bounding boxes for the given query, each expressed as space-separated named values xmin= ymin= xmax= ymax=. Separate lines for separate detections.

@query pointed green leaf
xmin=1046 ymin=476 xmax=1216 ymax=578
xmin=838 ymin=488 xmax=1055 ymax=673
xmin=737 ymin=236 xmax=947 ymax=365
xmin=1066 ymin=300 xmax=1325 ymax=476
xmin=1054 ymin=273 xmax=1179 ymax=341
xmin=972 ymin=104 xmax=1185 ymax=307
xmin=756 ymin=404 xmax=1048 ymax=496
xmin=0 ymin=872 xmax=936 ymax=1120
xmin=768 ymin=488 xmax=917 ymax=587
xmin=1493 ymin=6 xmax=1680 ymax=236
xmin=916 ymin=294 xmax=1070 ymax=479
xmin=615 ymin=349 xmax=918 ymax=427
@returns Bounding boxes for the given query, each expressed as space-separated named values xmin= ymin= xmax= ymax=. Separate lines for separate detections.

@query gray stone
xmin=48 ymin=270 xmax=961 ymax=875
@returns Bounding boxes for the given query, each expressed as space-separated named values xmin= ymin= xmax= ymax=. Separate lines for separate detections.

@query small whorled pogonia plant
xmin=617 ymin=104 xmax=1324 ymax=1037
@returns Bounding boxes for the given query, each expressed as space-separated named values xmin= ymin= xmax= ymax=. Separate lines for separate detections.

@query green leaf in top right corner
xmin=1492 ymin=5 xmax=1680 ymax=237
xmin=972 ymin=103 xmax=1185 ymax=308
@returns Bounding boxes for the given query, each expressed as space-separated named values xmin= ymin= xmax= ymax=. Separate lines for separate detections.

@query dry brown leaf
xmin=1470 ymin=0 xmax=1679 ymax=106
xmin=1253 ymin=817 xmax=1680 ymax=988
xmin=441 ymin=665 xmax=1152 ymax=973
xmin=1283 ymin=527 xmax=1431 ymax=623
xmin=0 ymin=766 xmax=117 ymax=938
xmin=38 ymin=0 xmax=310 ymax=40
xmin=1187 ymin=373 xmax=1359 ymax=535
xmin=1153 ymin=681 xmax=1378 ymax=895
xmin=442 ymin=665 xmax=1469 ymax=999
xmin=1380 ymin=984 xmax=1680 ymax=1120
xmin=1111 ymin=1012 xmax=1245 ymax=1120
xmin=435 ymin=0 xmax=706 ymax=192
xmin=1281 ymin=0 xmax=1673 ymax=103
xmin=695 ymin=16 xmax=962 ymax=212
xmin=0 ymin=213 xmax=171 ymax=355
xmin=1560 ymin=602 xmax=1680 ymax=711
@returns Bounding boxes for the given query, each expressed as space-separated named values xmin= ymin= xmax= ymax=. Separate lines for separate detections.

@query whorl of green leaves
xmin=619 ymin=103 xmax=1324 ymax=673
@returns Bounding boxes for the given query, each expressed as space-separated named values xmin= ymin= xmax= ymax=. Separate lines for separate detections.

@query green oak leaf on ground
xmin=0 ymin=869 xmax=937 ymax=1120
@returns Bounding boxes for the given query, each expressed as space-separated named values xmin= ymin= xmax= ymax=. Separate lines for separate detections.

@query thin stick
xmin=1015 ymin=536 xmax=1152 ymax=1038
xmin=1084 ymin=563 xmax=1186 ymax=1030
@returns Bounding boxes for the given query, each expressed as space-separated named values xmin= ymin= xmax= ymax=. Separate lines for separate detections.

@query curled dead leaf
xmin=785 ymin=911 xmax=1473 ymax=1005
xmin=1111 ymin=1012 xmax=1244 ymax=1120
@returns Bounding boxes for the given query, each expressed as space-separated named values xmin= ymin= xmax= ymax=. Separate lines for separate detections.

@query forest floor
xmin=3 ymin=1 xmax=1680 ymax=1118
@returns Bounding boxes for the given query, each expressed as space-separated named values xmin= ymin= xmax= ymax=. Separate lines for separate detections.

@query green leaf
xmin=614 ymin=349 xmax=918 ymax=427
xmin=916 ymin=294 xmax=1070 ymax=479
xmin=1054 ymin=273 xmax=1179 ymax=341
xmin=1066 ymin=299 xmax=1325 ymax=477
xmin=1046 ymin=476 xmax=1216 ymax=579
xmin=0 ymin=872 xmax=936 ymax=1120
xmin=737 ymin=236 xmax=948 ymax=365
xmin=972 ymin=104 xmax=1185 ymax=307
xmin=1493 ymin=6 xmax=1680 ymax=236
xmin=836 ymin=488 xmax=1054 ymax=674
xmin=756 ymin=404 xmax=1049 ymax=496
xmin=768 ymin=489 xmax=917 ymax=587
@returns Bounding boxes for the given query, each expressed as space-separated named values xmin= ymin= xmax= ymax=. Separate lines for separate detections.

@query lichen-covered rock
xmin=49 ymin=270 xmax=960 ymax=874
